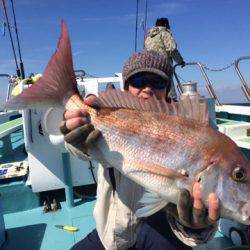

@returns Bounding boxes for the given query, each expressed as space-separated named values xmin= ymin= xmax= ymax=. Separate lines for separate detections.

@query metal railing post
xmin=234 ymin=56 xmax=250 ymax=101
xmin=173 ymin=62 xmax=221 ymax=105
xmin=197 ymin=63 xmax=221 ymax=105
xmin=62 ymin=152 xmax=74 ymax=208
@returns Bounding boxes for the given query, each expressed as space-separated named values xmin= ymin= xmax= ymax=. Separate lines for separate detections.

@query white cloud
xmin=73 ymin=51 xmax=85 ymax=56
xmin=78 ymin=13 xmax=135 ymax=24
xmin=151 ymin=2 xmax=187 ymax=15
xmin=72 ymin=41 xmax=100 ymax=47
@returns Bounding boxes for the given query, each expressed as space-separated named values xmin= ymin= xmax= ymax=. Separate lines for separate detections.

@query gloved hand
xmin=165 ymin=183 xmax=220 ymax=230
xmin=59 ymin=95 xmax=101 ymax=154
xmin=180 ymin=61 xmax=186 ymax=68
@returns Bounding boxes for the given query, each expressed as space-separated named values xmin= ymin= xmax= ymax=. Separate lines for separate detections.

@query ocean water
xmin=0 ymin=96 xmax=6 ymax=112
xmin=1 ymin=80 xmax=248 ymax=107
xmin=0 ymin=80 xmax=8 ymax=110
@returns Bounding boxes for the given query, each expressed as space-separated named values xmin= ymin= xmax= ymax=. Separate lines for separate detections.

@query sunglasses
xmin=129 ymin=76 xmax=167 ymax=89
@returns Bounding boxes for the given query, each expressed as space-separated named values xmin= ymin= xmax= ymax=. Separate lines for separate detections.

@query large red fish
xmin=5 ymin=21 xmax=250 ymax=225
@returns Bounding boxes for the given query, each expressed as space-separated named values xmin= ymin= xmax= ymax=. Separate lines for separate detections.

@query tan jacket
xmin=65 ymin=143 xmax=217 ymax=250
xmin=145 ymin=26 xmax=184 ymax=64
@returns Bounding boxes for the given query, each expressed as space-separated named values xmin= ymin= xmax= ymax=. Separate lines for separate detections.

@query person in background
xmin=145 ymin=17 xmax=186 ymax=99
xmin=60 ymin=50 xmax=219 ymax=250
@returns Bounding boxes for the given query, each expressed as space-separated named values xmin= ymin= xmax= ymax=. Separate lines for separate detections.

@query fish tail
xmin=4 ymin=20 xmax=91 ymax=113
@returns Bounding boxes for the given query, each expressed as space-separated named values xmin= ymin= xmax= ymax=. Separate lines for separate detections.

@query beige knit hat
xmin=123 ymin=50 xmax=172 ymax=86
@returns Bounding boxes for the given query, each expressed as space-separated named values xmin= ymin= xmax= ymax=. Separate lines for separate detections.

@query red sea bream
xmin=5 ymin=21 xmax=250 ymax=225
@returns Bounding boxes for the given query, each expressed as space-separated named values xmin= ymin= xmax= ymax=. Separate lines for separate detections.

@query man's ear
xmin=123 ymin=81 xmax=129 ymax=91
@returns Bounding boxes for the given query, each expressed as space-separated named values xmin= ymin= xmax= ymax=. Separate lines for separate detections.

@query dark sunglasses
xmin=129 ymin=76 xmax=167 ymax=89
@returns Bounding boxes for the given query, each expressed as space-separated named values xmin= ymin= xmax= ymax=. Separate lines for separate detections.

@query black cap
xmin=155 ymin=18 xmax=170 ymax=29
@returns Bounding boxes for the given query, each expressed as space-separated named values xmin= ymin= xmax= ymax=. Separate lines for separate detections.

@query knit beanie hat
xmin=123 ymin=50 xmax=172 ymax=87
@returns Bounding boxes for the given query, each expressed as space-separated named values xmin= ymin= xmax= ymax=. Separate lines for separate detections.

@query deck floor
xmin=3 ymin=199 xmax=96 ymax=250
xmin=2 ymin=199 xmax=236 ymax=250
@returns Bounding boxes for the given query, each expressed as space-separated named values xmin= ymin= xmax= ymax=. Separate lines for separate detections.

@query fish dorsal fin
xmin=96 ymin=89 xmax=209 ymax=125
xmin=178 ymin=94 xmax=209 ymax=125
xmin=96 ymin=89 xmax=170 ymax=113
xmin=135 ymin=190 xmax=168 ymax=218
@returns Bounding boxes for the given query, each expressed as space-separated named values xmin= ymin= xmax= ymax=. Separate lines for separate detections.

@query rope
xmin=174 ymin=61 xmax=235 ymax=84
xmin=86 ymin=61 xmax=235 ymax=84
xmin=202 ymin=62 xmax=235 ymax=72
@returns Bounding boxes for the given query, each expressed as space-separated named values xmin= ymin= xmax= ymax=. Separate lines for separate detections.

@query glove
xmin=165 ymin=183 xmax=220 ymax=230
xmin=180 ymin=61 xmax=186 ymax=68
xmin=59 ymin=95 xmax=101 ymax=154
xmin=60 ymin=121 xmax=101 ymax=154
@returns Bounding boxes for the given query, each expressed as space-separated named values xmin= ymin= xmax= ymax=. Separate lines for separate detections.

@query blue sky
xmin=0 ymin=0 xmax=250 ymax=103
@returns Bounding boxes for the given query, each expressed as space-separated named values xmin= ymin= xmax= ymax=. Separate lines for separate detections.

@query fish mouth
xmin=241 ymin=203 xmax=250 ymax=225
xmin=221 ymin=203 xmax=250 ymax=225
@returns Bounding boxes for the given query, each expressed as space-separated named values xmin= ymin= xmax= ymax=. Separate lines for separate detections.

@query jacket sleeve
xmin=64 ymin=141 xmax=93 ymax=161
xmin=161 ymin=30 xmax=184 ymax=64
xmin=166 ymin=213 xmax=218 ymax=247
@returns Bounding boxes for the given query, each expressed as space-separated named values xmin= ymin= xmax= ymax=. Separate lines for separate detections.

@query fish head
xmin=197 ymin=140 xmax=250 ymax=225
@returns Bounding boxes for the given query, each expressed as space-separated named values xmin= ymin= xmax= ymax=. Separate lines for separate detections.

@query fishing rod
xmin=134 ymin=0 xmax=139 ymax=52
xmin=10 ymin=0 xmax=25 ymax=79
xmin=2 ymin=0 xmax=31 ymax=144
xmin=143 ymin=0 xmax=148 ymax=48
xmin=1 ymin=0 xmax=20 ymax=77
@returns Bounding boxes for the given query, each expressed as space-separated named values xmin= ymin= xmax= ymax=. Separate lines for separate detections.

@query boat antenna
xmin=10 ymin=0 xmax=25 ymax=79
xmin=134 ymin=0 xmax=139 ymax=52
xmin=1 ymin=0 xmax=20 ymax=77
xmin=143 ymin=0 xmax=148 ymax=48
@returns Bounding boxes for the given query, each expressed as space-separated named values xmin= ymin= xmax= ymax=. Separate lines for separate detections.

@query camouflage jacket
xmin=145 ymin=26 xmax=184 ymax=64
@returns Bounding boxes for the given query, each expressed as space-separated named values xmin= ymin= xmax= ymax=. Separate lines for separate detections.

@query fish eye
xmin=231 ymin=167 xmax=246 ymax=182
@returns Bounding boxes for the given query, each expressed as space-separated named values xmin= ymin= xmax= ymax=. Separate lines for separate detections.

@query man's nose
xmin=143 ymin=85 xmax=153 ymax=93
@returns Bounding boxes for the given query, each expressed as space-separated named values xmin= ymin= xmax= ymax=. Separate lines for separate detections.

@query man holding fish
xmin=60 ymin=50 xmax=220 ymax=249
xmin=5 ymin=22 xmax=249 ymax=250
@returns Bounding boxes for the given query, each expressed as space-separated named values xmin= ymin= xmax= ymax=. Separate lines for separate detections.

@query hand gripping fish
xmin=4 ymin=21 xmax=250 ymax=225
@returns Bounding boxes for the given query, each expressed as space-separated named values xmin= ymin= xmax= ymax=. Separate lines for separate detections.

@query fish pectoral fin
xmin=135 ymin=190 xmax=168 ymax=218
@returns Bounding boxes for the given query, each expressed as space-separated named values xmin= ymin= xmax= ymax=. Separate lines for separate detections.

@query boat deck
xmin=0 ymin=127 xmax=97 ymax=250
xmin=2 ymin=197 xmax=235 ymax=250
xmin=3 ymin=192 xmax=96 ymax=250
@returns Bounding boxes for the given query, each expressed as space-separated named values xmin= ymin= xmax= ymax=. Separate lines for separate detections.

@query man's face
xmin=127 ymin=73 xmax=168 ymax=100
